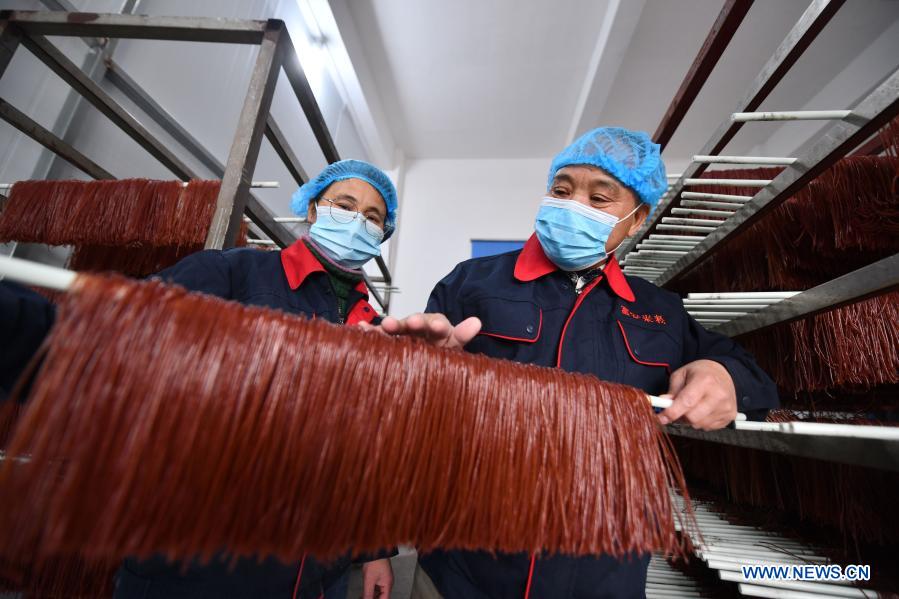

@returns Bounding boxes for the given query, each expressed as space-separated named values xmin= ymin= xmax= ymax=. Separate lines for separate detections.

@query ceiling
xmin=341 ymin=0 xmax=613 ymax=159
xmin=333 ymin=0 xmax=899 ymax=164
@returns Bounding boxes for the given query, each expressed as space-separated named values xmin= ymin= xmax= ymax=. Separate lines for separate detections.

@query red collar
xmin=513 ymin=233 xmax=635 ymax=302
xmin=279 ymin=239 xmax=369 ymax=298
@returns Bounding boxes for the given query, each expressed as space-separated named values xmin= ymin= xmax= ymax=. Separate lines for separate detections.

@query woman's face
xmin=307 ymin=178 xmax=387 ymax=231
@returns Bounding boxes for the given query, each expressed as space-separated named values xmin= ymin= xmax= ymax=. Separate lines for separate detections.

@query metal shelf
xmin=715 ymin=253 xmax=899 ymax=337
xmin=667 ymin=423 xmax=899 ymax=472
xmin=0 ymin=10 xmax=396 ymax=311
xmin=618 ymin=0 xmax=845 ymax=259
xmin=650 ymin=67 xmax=899 ymax=286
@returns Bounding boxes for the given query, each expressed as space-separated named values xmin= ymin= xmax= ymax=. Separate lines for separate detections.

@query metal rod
xmin=281 ymin=28 xmax=340 ymax=164
xmin=671 ymin=208 xmax=735 ymax=217
xmin=681 ymin=191 xmax=753 ymax=202
xmin=617 ymin=0 xmax=845 ymax=258
xmin=636 ymin=244 xmax=700 ymax=251
xmin=649 ymin=234 xmax=707 ymax=241
xmin=683 ymin=299 xmax=783 ymax=305
xmin=661 ymin=217 xmax=726 ymax=226
xmin=637 ymin=240 xmax=701 ymax=247
xmin=264 ymin=115 xmax=308 ymax=186
xmin=0 ymin=98 xmax=114 ymax=179
xmin=103 ymin=58 xmax=296 ymax=250
xmin=623 ymin=260 xmax=684 ymax=268
xmin=717 ymin=253 xmax=899 ymax=337
xmin=659 ymin=66 xmax=899 ymax=286
xmin=692 ymin=155 xmax=797 ymax=165
xmin=206 ymin=22 xmax=285 ymax=250
xmin=0 ymin=20 xmax=23 ymax=80
xmin=626 ymin=254 xmax=682 ymax=262
xmin=680 ymin=199 xmax=744 ymax=210
xmin=21 ymin=33 xmax=196 ymax=180
xmin=667 ymin=415 xmax=899 ymax=472
xmin=0 ymin=255 xmax=76 ymax=290
xmin=625 ymin=258 xmax=680 ymax=265
xmin=38 ymin=0 xmax=105 ymax=47
xmin=656 ymin=224 xmax=716 ymax=233
xmin=731 ymin=109 xmax=853 ymax=121
xmin=0 ymin=181 xmax=277 ymax=192
xmin=1 ymin=10 xmax=270 ymax=43
xmin=687 ymin=292 xmax=799 ymax=299
xmin=629 ymin=250 xmax=689 ymax=256
xmin=650 ymin=395 xmax=746 ymax=421
xmin=652 ymin=0 xmax=754 ymax=150
xmin=686 ymin=305 xmax=768 ymax=311
xmin=684 ymin=178 xmax=772 ymax=187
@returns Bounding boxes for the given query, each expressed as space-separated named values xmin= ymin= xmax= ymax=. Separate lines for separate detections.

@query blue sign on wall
xmin=471 ymin=239 xmax=526 ymax=259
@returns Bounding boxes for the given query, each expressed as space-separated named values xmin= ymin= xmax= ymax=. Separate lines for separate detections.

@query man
xmin=1 ymin=159 xmax=397 ymax=599
xmin=380 ymin=127 xmax=778 ymax=598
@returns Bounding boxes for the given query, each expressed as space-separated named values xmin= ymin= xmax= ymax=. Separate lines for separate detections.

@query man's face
xmin=548 ymin=165 xmax=649 ymax=257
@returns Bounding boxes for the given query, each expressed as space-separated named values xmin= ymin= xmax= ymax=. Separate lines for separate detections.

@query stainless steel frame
xmin=0 ymin=10 xmax=394 ymax=310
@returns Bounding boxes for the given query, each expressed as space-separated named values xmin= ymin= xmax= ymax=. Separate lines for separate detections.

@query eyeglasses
xmin=319 ymin=197 xmax=387 ymax=239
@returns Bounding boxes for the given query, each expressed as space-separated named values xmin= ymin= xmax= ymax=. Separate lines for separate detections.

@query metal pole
xmin=281 ymin=29 xmax=340 ymax=164
xmin=716 ymin=253 xmax=899 ymax=337
xmin=206 ymin=20 xmax=285 ymax=249
xmin=618 ymin=0 xmax=845 ymax=258
xmin=0 ymin=98 xmax=114 ymax=179
xmin=659 ymin=67 xmax=899 ymax=286
xmin=20 ymin=33 xmax=196 ymax=180
xmin=103 ymin=59 xmax=297 ymax=250
xmin=264 ymin=116 xmax=308 ymax=186
xmin=652 ymin=0 xmax=753 ymax=150
xmin=0 ymin=19 xmax=22 ymax=79
xmin=731 ymin=109 xmax=853 ymax=121
xmin=692 ymin=155 xmax=797 ymax=165
xmin=0 ymin=11 xmax=269 ymax=44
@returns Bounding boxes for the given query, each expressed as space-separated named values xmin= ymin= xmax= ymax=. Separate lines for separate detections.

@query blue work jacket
xmin=418 ymin=234 xmax=778 ymax=599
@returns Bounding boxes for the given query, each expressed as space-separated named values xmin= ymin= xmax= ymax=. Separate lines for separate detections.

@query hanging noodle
xmin=672 ymin=437 xmax=899 ymax=549
xmin=0 ymin=179 xmax=254 ymax=277
xmin=67 ymin=221 xmax=251 ymax=278
xmin=0 ymin=273 xmax=694 ymax=570
xmin=670 ymin=157 xmax=898 ymax=294
xmin=0 ymin=179 xmax=220 ymax=248
xmin=738 ymin=292 xmax=899 ymax=395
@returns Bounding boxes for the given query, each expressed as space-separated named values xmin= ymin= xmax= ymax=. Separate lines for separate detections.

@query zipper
xmin=555 ymin=277 xmax=602 ymax=367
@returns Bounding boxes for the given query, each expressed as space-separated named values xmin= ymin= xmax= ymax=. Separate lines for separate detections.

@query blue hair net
xmin=290 ymin=159 xmax=398 ymax=240
xmin=547 ymin=127 xmax=667 ymax=213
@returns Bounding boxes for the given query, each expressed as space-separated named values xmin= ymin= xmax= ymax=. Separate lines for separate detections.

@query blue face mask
xmin=535 ymin=197 xmax=640 ymax=271
xmin=308 ymin=207 xmax=384 ymax=270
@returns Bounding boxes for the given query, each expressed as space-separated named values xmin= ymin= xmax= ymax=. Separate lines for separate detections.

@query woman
xmin=1 ymin=159 xmax=399 ymax=599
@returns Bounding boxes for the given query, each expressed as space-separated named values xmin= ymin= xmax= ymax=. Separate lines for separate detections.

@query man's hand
xmin=362 ymin=558 xmax=393 ymax=599
xmin=372 ymin=313 xmax=481 ymax=349
xmin=658 ymin=359 xmax=737 ymax=430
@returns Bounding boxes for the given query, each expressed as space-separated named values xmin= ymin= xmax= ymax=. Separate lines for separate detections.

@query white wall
xmin=389 ymin=157 xmax=549 ymax=317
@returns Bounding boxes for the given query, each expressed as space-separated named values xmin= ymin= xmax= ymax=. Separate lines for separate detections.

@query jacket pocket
xmin=616 ymin=320 xmax=683 ymax=393
xmin=471 ymin=296 xmax=542 ymax=342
